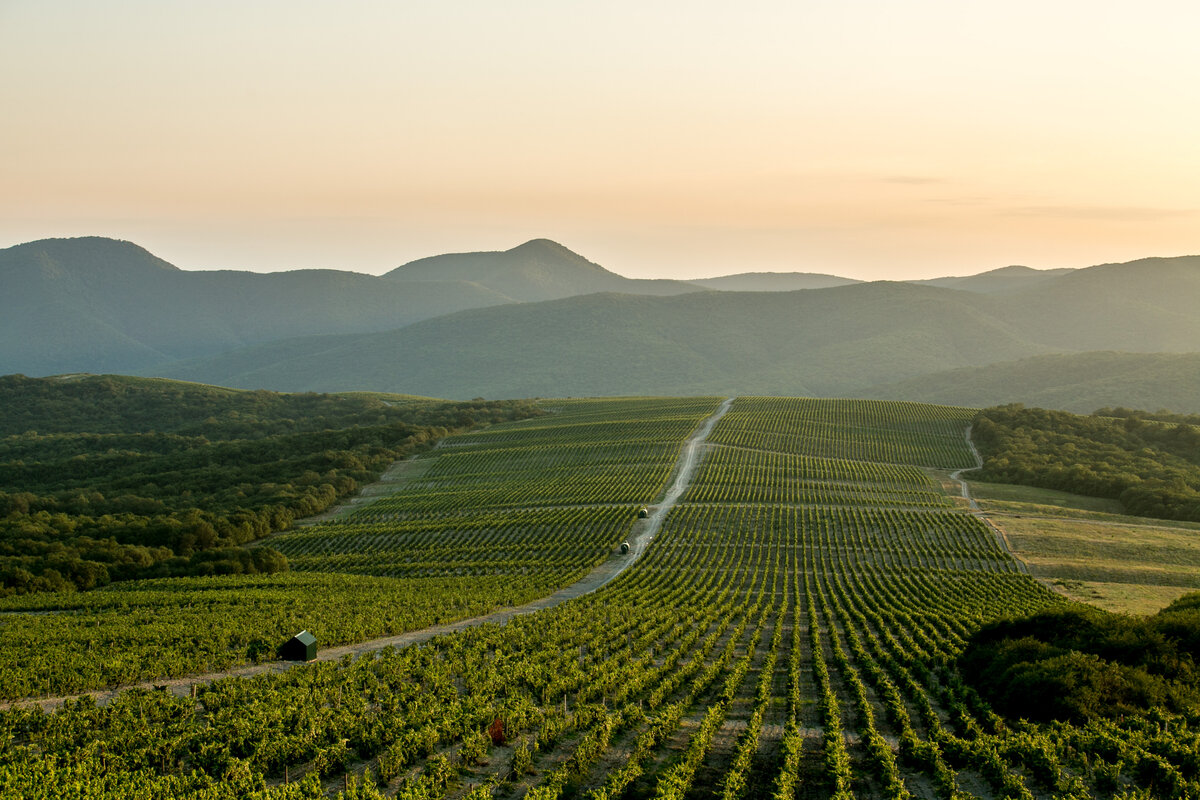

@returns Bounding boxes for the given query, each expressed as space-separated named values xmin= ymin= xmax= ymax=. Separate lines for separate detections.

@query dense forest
xmin=972 ymin=404 xmax=1200 ymax=521
xmin=959 ymin=593 xmax=1200 ymax=724
xmin=0 ymin=375 xmax=541 ymax=595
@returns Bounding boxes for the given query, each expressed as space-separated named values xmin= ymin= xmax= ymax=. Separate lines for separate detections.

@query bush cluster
xmin=958 ymin=594 xmax=1200 ymax=723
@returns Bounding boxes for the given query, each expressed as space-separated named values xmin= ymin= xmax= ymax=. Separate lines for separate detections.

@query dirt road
xmin=951 ymin=424 xmax=1029 ymax=574
xmin=9 ymin=397 xmax=735 ymax=712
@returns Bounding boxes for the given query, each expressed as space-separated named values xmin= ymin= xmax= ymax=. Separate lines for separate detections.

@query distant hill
xmin=384 ymin=238 xmax=702 ymax=301
xmin=688 ymin=272 xmax=860 ymax=292
xmin=998 ymin=256 xmax=1200 ymax=352
xmin=0 ymin=237 xmax=707 ymax=377
xmin=909 ymin=265 xmax=1075 ymax=294
xmin=861 ymin=351 xmax=1200 ymax=414
xmin=8 ymin=236 xmax=1200 ymax=411
xmin=0 ymin=237 xmax=511 ymax=375
xmin=156 ymin=254 xmax=1200 ymax=403
xmin=159 ymin=282 xmax=1048 ymax=398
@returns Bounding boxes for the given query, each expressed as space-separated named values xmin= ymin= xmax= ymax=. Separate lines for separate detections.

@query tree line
xmin=972 ymin=404 xmax=1200 ymax=521
xmin=0 ymin=375 xmax=541 ymax=595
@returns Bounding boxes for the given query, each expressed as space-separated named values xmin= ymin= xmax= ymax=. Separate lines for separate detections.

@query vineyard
xmin=2 ymin=396 xmax=1198 ymax=798
xmin=269 ymin=397 xmax=724 ymax=584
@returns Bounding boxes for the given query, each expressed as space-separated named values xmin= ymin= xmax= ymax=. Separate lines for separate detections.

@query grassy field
xmin=968 ymin=480 xmax=1127 ymax=516
xmin=970 ymin=480 xmax=1200 ymax=613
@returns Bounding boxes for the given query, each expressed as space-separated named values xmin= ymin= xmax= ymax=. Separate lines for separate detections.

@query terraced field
xmin=3 ymin=397 xmax=1196 ymax=799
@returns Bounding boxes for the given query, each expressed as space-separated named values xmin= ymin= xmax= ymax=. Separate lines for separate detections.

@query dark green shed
xmin=281 ymin=630 xmax=317 ymax=662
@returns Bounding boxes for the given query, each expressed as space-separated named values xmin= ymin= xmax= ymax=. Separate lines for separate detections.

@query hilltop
xmin=384 ymin=238 xmax=700 ymax=300
xmin=0 ymin=237 xmax=515 ymax=375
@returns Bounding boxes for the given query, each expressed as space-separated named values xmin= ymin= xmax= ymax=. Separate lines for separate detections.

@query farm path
xmin=9 ymin=397 xmax=735 ymax=712
xmin=951 ymin=424 xmax=1030 ymax=575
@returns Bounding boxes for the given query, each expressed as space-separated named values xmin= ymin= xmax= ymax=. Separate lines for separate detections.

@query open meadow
xmin=967 ymin=482 xmax=1200 ymax=615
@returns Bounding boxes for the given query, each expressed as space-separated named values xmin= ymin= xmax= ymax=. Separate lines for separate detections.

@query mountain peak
xmin=508 ymin=238 xmax=570 ymax=253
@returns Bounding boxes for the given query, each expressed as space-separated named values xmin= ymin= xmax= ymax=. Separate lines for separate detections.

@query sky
xmin=2 ymin=1 xmax=1198 ymax=280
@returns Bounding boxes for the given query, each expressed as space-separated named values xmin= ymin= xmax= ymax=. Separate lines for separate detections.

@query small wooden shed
xmin=281 ymin=630 xmax=317 ymax=662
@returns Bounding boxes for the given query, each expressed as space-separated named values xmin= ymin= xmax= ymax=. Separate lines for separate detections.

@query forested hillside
xmin=0 ymin=375 xmax=539 ymax=594
xmin=0 ymin=237 xmax=513 ymax=375
xmin=159 ymin=282 xmax=1045 ymax=397
xmin=960 ymin=597 xmax=1200 ymax=724
xmin=7 ymin=236 xmax=1200 ymax=415
xmin=972 ymin=404 xmax=1200 ymax=521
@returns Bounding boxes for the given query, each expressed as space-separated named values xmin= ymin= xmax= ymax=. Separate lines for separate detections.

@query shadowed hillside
xmin=862 ymin=351 xmax=1200 ymax=414
xmin=159 ymin=282 xmax=1045 ymax=398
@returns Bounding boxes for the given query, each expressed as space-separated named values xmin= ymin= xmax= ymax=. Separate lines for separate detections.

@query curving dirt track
xmin=951 ymin=423 xmax=1029 ymax=574
xmin=8 ymin=397 xmax=736 ymax=712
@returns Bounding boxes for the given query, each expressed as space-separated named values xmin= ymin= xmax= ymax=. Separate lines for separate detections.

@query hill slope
xmin=159 ymin=282 xmax=1047 ymax=398
xmin=862 ymin=351 xmax=1200 ymax=414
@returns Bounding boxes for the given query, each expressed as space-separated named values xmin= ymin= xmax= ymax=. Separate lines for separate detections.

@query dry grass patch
xmin=994 ymin=514 xmax=1200 ymax=614
xmin=1043 ymin=579 xmax=1198 ymax=616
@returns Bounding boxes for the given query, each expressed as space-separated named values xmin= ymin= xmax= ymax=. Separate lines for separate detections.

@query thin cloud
xmin=1002 ymin=205 xmax=1196 ymax=221
xmin=880 ymin=176 xmax=945 ymax=185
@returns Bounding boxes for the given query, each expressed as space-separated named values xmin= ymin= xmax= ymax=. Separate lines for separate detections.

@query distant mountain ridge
xmin=688 ymin=272 xmax=860 ymax=292
xmin=5 ymin=235 xmax=1200 ymax=414
xmin=910 ymin=264 xmax=1076 ymax=294
xmin=1 ymin=236 xmax=658 ymax=375
xmin=158 ymin=260 xmax=1200 ymax=406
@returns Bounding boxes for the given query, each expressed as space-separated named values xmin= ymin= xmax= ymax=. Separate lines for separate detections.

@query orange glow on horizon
xmin=1 ymin=1 xmax=1197 ymax=280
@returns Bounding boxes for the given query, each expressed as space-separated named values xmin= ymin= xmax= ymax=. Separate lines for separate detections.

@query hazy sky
xmin=2 ymin=1 xmax=1197 ymax=280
